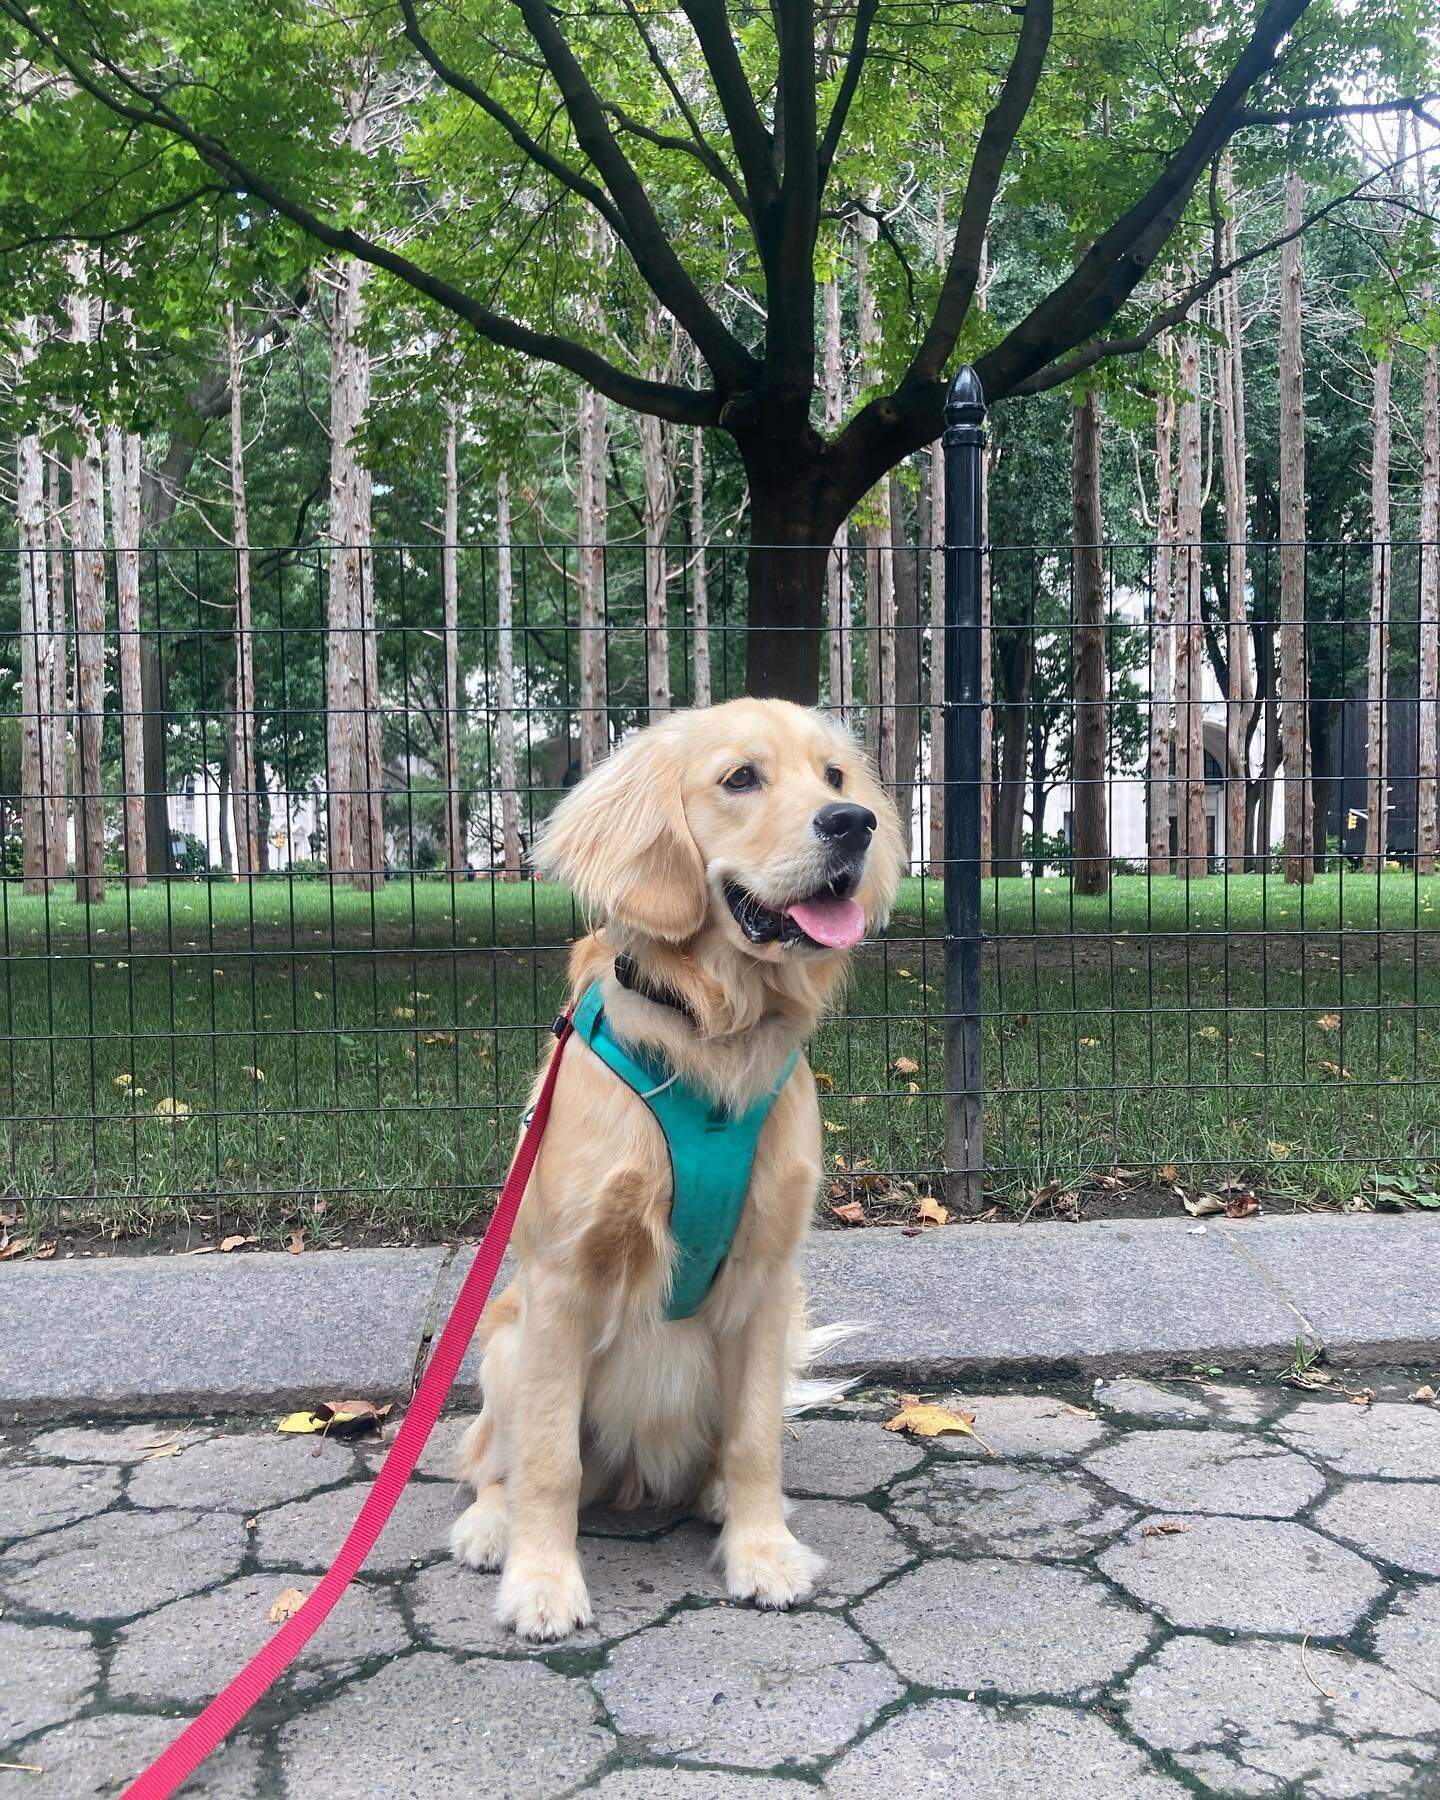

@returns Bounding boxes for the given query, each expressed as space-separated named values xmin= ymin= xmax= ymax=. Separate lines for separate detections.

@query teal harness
xmin=571 ymin=983 xmax=799 ymax=1321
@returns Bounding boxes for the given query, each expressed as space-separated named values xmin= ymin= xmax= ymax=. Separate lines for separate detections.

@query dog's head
xmin=538 ymin=698 xmax=903 ymax=962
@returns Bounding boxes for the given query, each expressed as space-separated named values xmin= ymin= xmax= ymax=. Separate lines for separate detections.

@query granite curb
xmin=2 ymin=1215 xmax=1437 ymax=1421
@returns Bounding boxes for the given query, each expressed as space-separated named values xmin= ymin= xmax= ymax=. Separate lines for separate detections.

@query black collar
xmin=613 ymin=951 xmax=698 ymax=1027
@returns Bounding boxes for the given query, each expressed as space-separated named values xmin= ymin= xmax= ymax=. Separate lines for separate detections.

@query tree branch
xmin=0 ymin=182 xmax=225 ymax=253
xmin=0 ymin=0 xmax=722 ymax=426
xmin=601 ymin=101 xmax=750 ymax=214
xmin=974 ymin=0 xmax=1312 ymax=400
xmin=509 ymin=0 xmax=760 ymax=390
xmin=769 ymin=0 xmax=818 ymax=387
xmin=816 ymin=0 xmax=878 ymax=195
xmin=1235 ymin=94 xmax=1440 ymax=129
xmin=675 ymin=0 xmax=780 ymax=221
xmin=904 ymin=0 xmax=1053 ymax=387
xmin=616 ymin=0 xmax=752 ymax=219
xmin=397 ymin=0 xmax=628 ymax=240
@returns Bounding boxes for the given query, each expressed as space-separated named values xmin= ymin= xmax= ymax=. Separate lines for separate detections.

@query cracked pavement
xmin=2 ymin=1376 xmax=1439 ymax=1797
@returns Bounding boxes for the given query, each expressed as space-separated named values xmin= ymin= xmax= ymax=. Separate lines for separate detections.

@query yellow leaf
xmin=242 ymin=1065 xmax=266 ymax=1083
xmin=823 ymin=1120 xmax=844 ymax=1134
xmin=153 ymin=1098 xmax=190 ymax=1118
xmin=276 ymin=1411 xmax=331 ymax=1435
xmin=917 ymin=1196 xmax=949 ymax=1226
xmin=884 ymin=1395 xmax=994 ymax=1452
xmin=1079 ymin=1036 xmax=1100 ymax=1048
xmin=113 ymin=1072 xmax=133 ymax=1088
xmin=813 ymin=1071 xmax=834 ymax=1092
xmin=1268 ymin=1141 xmax=1292 ymax=1160
xmin=269 ymin=1586 xmax=307 ymax=1624
xmin=892 ymin=1056 xmax=919 ymax=1075
xmin=394 ymin=1006 xmax=417 ymax=1020
xmin=896 ymin=968 xmax=914 ymax=979
xmin=1198 ymin=1025 xmax=1221 ymax=1041
xmin=1316 ymin=1013 xmax=1341 ymax=1032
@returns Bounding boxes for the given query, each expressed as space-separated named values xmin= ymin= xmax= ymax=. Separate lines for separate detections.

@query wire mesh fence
xmin=1 ymin=524 xmax=1439 ymax=1242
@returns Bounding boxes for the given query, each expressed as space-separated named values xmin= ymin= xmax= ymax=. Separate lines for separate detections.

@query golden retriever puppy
xmin=451 ymin=697 xmax=903 ymax=1641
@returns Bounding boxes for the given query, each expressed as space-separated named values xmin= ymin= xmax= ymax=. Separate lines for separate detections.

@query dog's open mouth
xmin=723 ymin=880 xmax=867 ymax=950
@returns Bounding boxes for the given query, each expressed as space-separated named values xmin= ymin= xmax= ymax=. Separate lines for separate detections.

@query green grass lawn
xmin=4 ymin=871 xmax=1440 ymax=1243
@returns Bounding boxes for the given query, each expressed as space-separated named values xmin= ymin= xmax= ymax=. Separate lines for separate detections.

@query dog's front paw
xmin=722 ymin=1531 xmax=824 ymax=1610
xmin=495 ymin=1558 xmax=594 ymax=1642
xmin=450 ymin=1487 xmax=509 ymax=1571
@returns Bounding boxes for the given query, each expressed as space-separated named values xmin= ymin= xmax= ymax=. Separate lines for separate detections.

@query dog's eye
xmin=721 ymin=764 xmax=760 ymax=793
xmin=825 ymin=766 xmax=844 ymax=791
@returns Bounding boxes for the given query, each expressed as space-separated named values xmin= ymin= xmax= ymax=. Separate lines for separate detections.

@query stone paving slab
xmin=0 ymin=1248 xmax=448 ymax=1420
xmin=3 ymin=1378 xmax=1440 ymax=1798
xmin=7 ymin=1218 xmax=1440 ymax=1421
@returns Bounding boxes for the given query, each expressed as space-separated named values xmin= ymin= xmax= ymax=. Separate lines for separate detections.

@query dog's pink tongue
xmin=784 ymin=895 xmax=866 ymax=948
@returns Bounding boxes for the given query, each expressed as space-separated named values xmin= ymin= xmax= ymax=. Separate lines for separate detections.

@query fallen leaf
xmin=830 ymin=1201 xmax=866 ymax=1225
xmin=1063 ymin=1406 xmax=1098 ymax=1419
xmin=1139 ymin=1521 xmax=1191 ymax=1539
xmin=219 ymin=1234 xmax=256 ymax=1253
xmin=285 ymin=1229 xmax=305 ymax=1254
xmin=242 ymin=1065 xmax=266 ymax=1083
xmin=244 ymin=1516 xmax=258 ymax=1532
xmin=268 ymin=1586 xmax=306 ymax=1624
xmin=813 ymin=1071 xmax=834 ymax=1093
xmin=1316 ymin=1013 xmax=1341 ymax=1032
xmin=917 ymin=1196 xmax=949 ymax=1226
xmin=1408 ymin=1386 xmax=1437 ymax=1403
xmin=1161 ymin=1163 xmax=1179 ymax=1183
xmin=823 ymin=1120 xmax=844 ymax=1134
xmin=276 ymin=1399 xmax=392 ymax=1438
xmin=175 ymin=1245 xmax=217 ymax=1256
xmin=1349 ymin=1388 xmax=1376 ymax=1408
xmin=419 ymin=1031 xmax=453 ymax=1046
xmin=1224 ymin=1196 xmax=1261 ymax=1219
xmin=393 ymin=1005 xmax=417 ymax=1020
xmin=140 ymin=1440 xmax=183 ymax=1461
xmin=896 ymin=967 xmax=914 ymax=979
xmin=884 ymin=1395 xmax=995 ymax=1453
xmin=31 ymin=1242 xmax=55 ymax=1260
xmin=1183 ymin=1193 xmax=1226 ymax=1217
xmin=1079 ymin=1036 xmax=1100 ymax=1048
xmin=1317 ymin=1059 xmax=1350 ymax=1080
xmin=1267 ymin=1141 xmax=1292 ymax=1160
xmin=0 ymin=1236 xmax=33 ymax=1262
xmin=153 ymin=1097 xmax=190 ymax=1118
xmin=892 ymin=1056 xmax=919 ymax=1075
xmin=113 ymin=1072 xmax=133 ymax=1088
xmin=1198 ymin=1025 xmax=1221 ymax=1041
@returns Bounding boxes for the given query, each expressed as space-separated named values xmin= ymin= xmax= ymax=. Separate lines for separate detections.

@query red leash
xmin=122 ymin=1015 xmax=574 ymax=1800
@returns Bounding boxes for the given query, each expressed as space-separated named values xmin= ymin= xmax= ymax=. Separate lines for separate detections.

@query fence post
xmin=943 ymin=366 xmax=985 ymax=1208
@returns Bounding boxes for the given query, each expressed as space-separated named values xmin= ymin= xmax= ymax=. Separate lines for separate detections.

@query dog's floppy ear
xmin=537 ymin=720 xmax=708 ymax=942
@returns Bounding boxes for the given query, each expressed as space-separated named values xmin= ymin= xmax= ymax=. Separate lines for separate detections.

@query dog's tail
xmin=783 ymin=1318 xmax=867 ymax=1417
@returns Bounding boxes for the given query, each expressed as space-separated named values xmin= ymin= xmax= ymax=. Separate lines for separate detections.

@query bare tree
xmin=1278 ymin=170 xmax=1313 ymax=884
xmin=66 ymin=271 xmax=106 ymax=905
xmin=15 ymin=354 xmax=58 ymax=893
xmin=496 ymin=467 xmax=522 ymax=878
xmin=223 ymin=301 xmax=259 ymax=877
xmin=441 ymin=400 xmax=464 ymax=874
xmin=1146 ymin=343 xmax=1177 ymax=876
xmin=823 ymin=276 xmax=850 ymax=720
xmin=1216 ymin=174 xmax=1253 ymax=870
xmin=1175 ymin=322 xmax=1208 ymax=876
xmin=1366 ymin=343 xmax=1392 ymax=873
xmin=577 ymin=221 xmax=611 ymax=773
xmin=1070 ymin=389 xmax=1108 ymax=894
xmin=854 ymin=208 xmax=895 ymax=784
xmin=690 ymin=424 xmax=711 ymax=708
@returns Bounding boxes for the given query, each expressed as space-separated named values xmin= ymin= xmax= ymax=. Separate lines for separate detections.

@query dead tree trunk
xmin=496 ymin=468 xmax=522 ymax=879
xmin=1217 ymin=188 xmax=1253 ymax=872
xmin=1420 ymin=329 xmax=1439 ymax=875
xmin=107 ymin=424 xmax=147 ymax=885
xmin=577 ymin=222 xmax=611 ymax=773
xmin=225 ymin=303 xmax=259 ymax=878
xmin=1175 ymin=325 xmax=1208 ymax=877
xmin=854 ymin=210 xmax=895 ymax=783
xmin=1070 ymin=390 xmax=1108 ymax=895
xmin=823 ymin=277 xmax=850 ymax=719
xmin=640 ymin=370 xmax=675 ymax=719
xmin=690 ymin=424 xmax=711 ymax=708
xmin=45 ymin=456 xmax=69 ymax=881
xmin=16 ymin=389 xmax=55 ymax=893
xmin=891 ymin=477 xmax=920 ymax=863
xmin=441 ymin=402 xmax=464 ymax=874
xmin=1279 ymin=171 xmax=1313 ymax=884
xmin=1366 ymin=346 xmax=1392 ymax=873
xmin=1148 ymin=352 xmax=1177 ymax=876
xmin=66 ymin=277 xmax=106 ymax=906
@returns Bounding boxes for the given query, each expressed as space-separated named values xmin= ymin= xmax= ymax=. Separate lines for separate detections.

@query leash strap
xmin=121 ymin=1013 xmax=575 ymax=1800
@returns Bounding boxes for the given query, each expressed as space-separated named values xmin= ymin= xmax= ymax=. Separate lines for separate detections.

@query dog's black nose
xmin=813 ymin=802 xmax=877 ymax=846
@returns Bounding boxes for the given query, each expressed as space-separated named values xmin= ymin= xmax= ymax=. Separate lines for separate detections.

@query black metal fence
xmin=3 ymin=380 xmax=1440 ymax=1241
